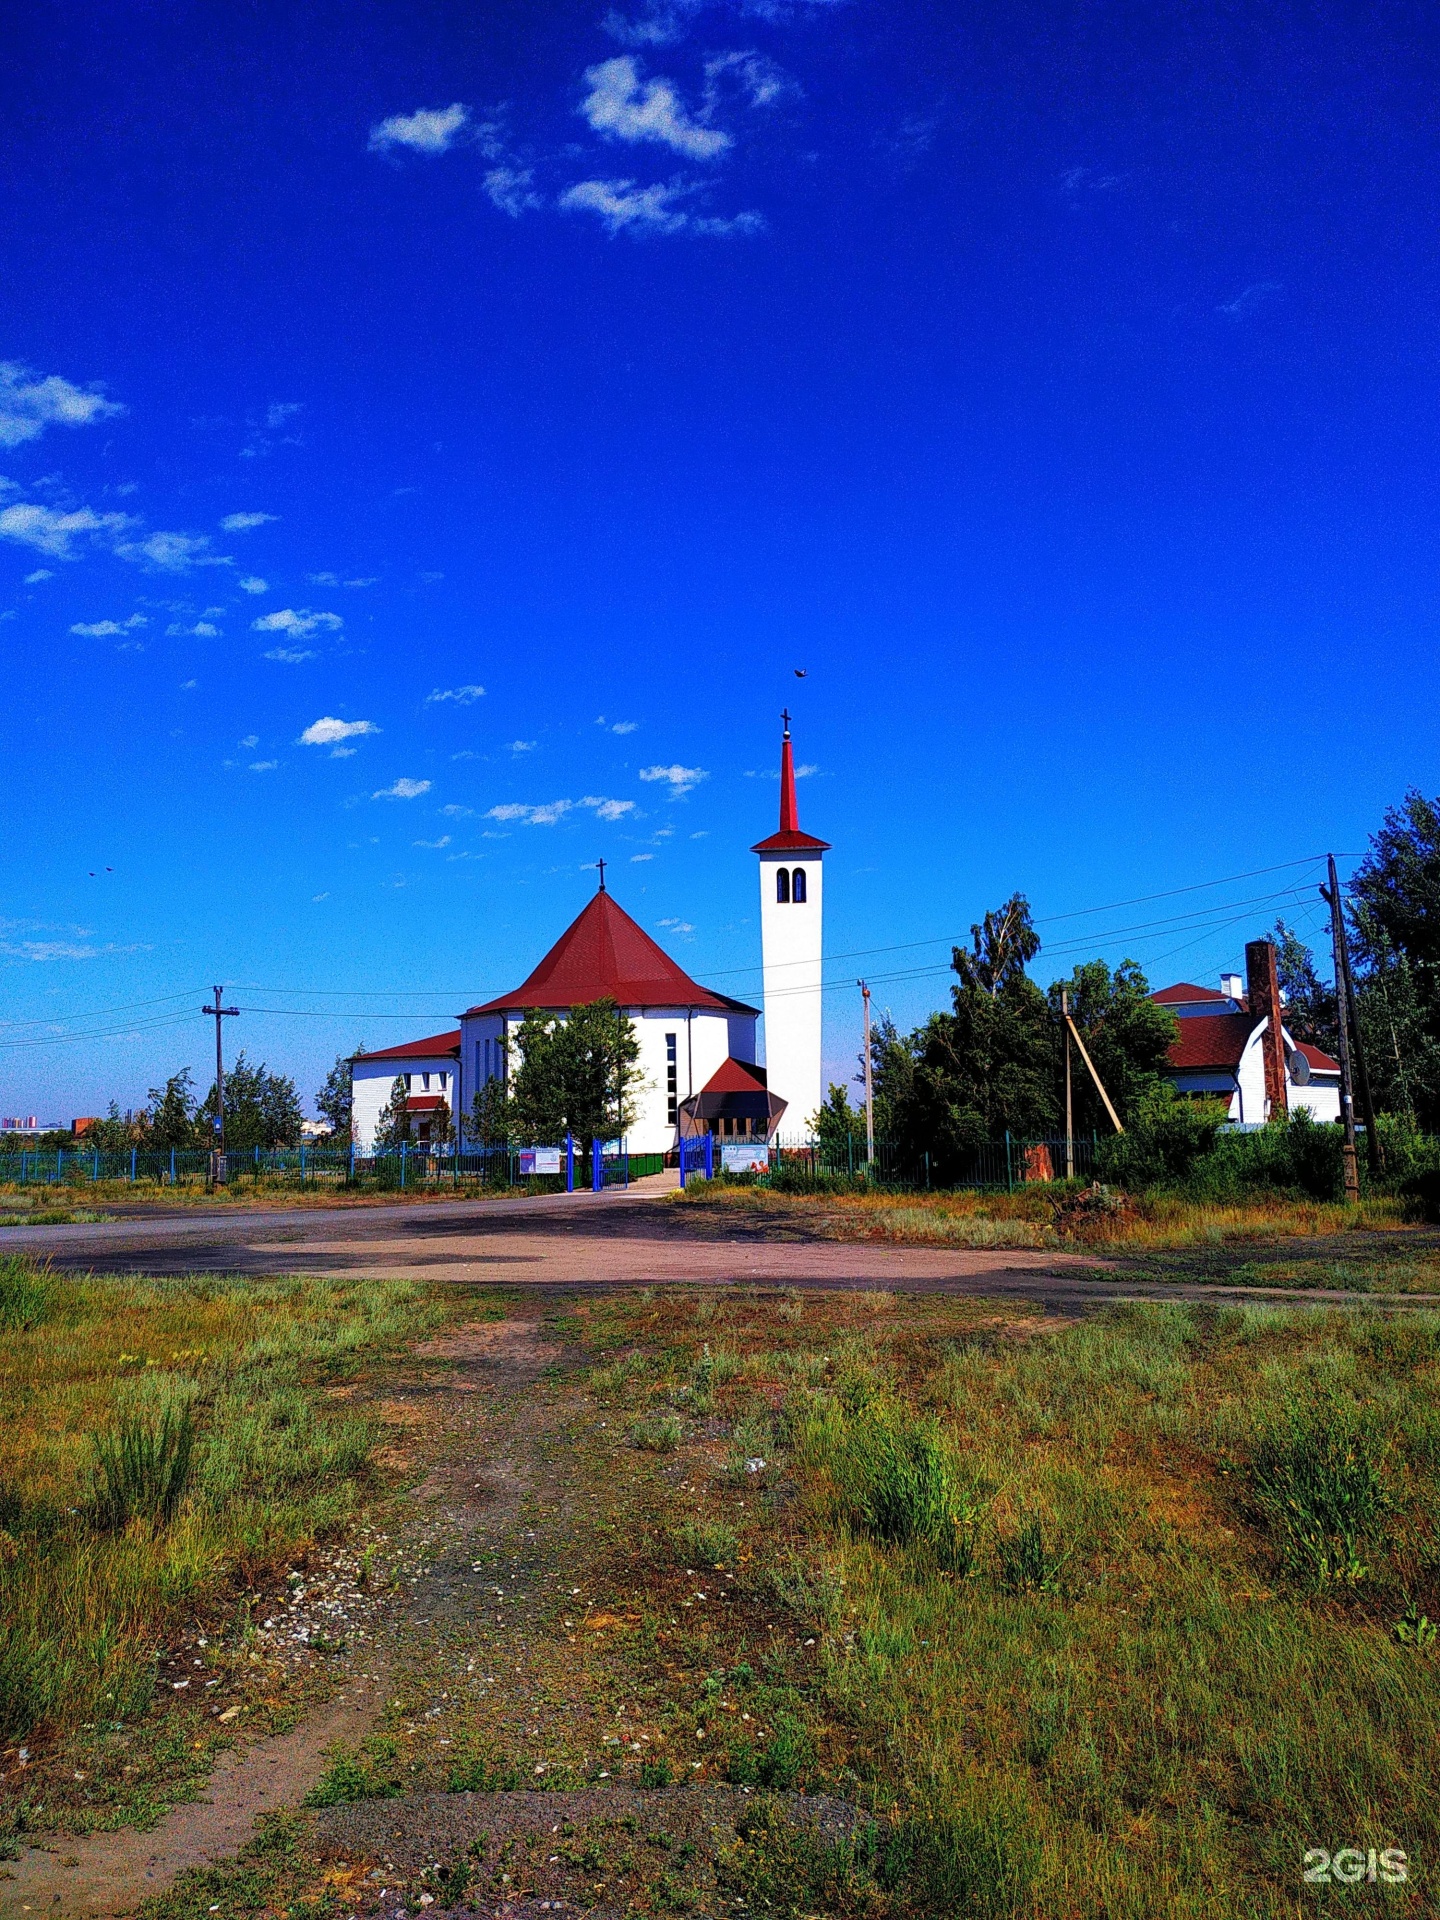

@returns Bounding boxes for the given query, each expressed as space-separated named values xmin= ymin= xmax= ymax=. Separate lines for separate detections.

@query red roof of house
xmin=1166 ymin=1013 xmax=1254 ymax=1070
xmin=1153 ymin=982 xmax=1231 ymax=1006
xmin=463 ymin=890 xmax=758 ymax=1017
xmin=405 ymin=1093 xmax=446 ymax=1112
xmin=353 ymin=1031 xmax=459 ymax=1063
xmin=752 ymin=724 xmax=830 ymax=855
xmin=1165 ymin=1014 xmax=1342 ymax=1075
xmin=698 ymin=1056 xmax=769 ymax=1095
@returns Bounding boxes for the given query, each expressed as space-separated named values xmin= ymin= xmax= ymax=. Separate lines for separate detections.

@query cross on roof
xmin=781 ymin=707 xmax=791 ymax=737
xmin=596 ymin=857 xmax=607 ymax=891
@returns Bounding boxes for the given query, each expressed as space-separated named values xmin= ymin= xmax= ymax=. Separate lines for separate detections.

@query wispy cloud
xmin=580 ymin=55 xmax=729 ymax=160
xmin=0 ymin=361 xmax=124 ymax=448
xmin=657 ymin=915 xmax=695 ymax=932
xmin=441 ymin=803 xmax=475 ymax=818
xmin=369 ymin=103 xmax=472 ymax=155
xmin=253 ymin=607 xmax=343 ymax=639
xmin=425 ymin=683 xmax=485 ymax=705
xmin=249 ymin=759 xmax=278 ymax=773
xmin=0 ymin=501 xmax=135 ymax=561
xmin=631 ymin=852 xmax=654 ymax=862
xmin=510 ymin=739 xmax=537 ymax=753
xmin=264 ymin=647 xmax=315 ymax=664
xmin=414 ymin=835 xmax=452 ymax=849
xmin=486 ymin=167 xmax=544 ymax=216
xmin=220 ymin=510 xmax=277 ymax=531
xmin=1217 ymin=280 xmax=1283 ymax=320
xmin=374 ymin=777 xmax=432 ymax=800
xmin=300 ymin=716 xmax=377 ymax=747
xmin=704 ymin=50 xmax=792 ymax=109
xmin=70 ymin=613 xmax=147 ymax=637
xmin=23 ymin=568 xmax=52 ymax=584
xmin=239 ymin=576 xmax=268 ymax=594
xmin=121 ymin=529 xmax=229 ymax=571
xmin=604 ymin=0 xmax=841 ymax=47
xmin=596 ymin=715 xmax=640 ymax=734
xmin=486 ymin=794 xmax=636 ymax=827
xmin=640 ymin=762 xmax=708 ymax=795
xmin=560 ymin=176 xmax=761 ymax=235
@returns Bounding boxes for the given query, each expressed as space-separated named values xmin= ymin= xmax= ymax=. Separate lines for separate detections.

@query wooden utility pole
xmin=1061 ymin=987 xmax=1075 ymax=1178
xmin=1064 ymin=1012 xmax=1124 ymax=1133
xmin=858 ymin=979 xmax=875 ymax=1167
xmin=1322 ymin=864 xmax=1383 ymax=1174
xmin=201 ymin=985 xmax=239 ymax=1182
xmin=1323 ymin=861 xmax=1361 ymax=1202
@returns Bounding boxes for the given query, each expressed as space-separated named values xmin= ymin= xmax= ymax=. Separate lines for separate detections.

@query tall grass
xmin=1247 ymin=1395 xmax=1390 ymax=1585
xmin=0 ymin=1254 xmax=52 ymax=1331
xmin=0 ymin=1262 xmax=432 ymax=1752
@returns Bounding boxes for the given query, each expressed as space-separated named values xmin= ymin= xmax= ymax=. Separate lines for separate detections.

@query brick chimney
xmin=1245 ymin=938 xmax=1289 ymax=1120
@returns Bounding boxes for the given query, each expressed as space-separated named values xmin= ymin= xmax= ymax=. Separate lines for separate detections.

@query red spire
xmin=751 ymin=711 xmax=831 ymax=855
xmin=778 ymin=711 xmax=798 ymax=834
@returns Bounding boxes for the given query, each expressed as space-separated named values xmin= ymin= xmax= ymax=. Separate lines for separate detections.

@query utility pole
xmin=201 ymin=985 xmax=239 ymax=1182
xmin=1323 ymin=863 xmax=1361 ymax=1203
xmin=1322 ymin=862 xmax=1383 ymax=1175
xmin=858 ymin=980 xmax=874 ymax=1167
xmin=1061 ymin=986 xmax=1074 ymax=1179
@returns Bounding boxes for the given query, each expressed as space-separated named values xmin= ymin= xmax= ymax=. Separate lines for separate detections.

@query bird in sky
xmin=793 ymin=668 xmax=807 ymax=678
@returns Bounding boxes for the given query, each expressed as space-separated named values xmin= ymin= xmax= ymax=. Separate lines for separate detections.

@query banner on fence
xmin=519 ymin=1147 xmax=562 ymax=1175
xmin=721 ymin=1141 xmax=771 ymax=1173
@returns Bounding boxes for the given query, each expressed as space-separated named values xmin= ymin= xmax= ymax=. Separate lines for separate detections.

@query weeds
xmin=673 ymin=1516 xmax=739 ymax=1567
xmin=1247 ymin=1395 xmax=1390 ymax=1585
xmin=631 ymin=1413 xmax=682 ymax=1452
xmin=302 ymin=1737 xmax=401 ymax=1805
xmin=994 ymin=1516 xmax=1065 ymax=1595
xmin=93 ymin=1404 xmax=196 ymax=1530
xmin=0 ymin=1256 xmax=51 ymax=1332
xmin=846 ymin=1408 xmax=988 ymax=1576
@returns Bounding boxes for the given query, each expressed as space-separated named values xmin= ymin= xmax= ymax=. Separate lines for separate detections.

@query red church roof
xmin=698 ymin=1056 xmax=769 ymax=1094
xmin=1166 ymin=1013 xmax=1254 ymax=1070
xmin=463 ymin=889 xmax=758 ymax=1017
xmin=353 ymin=1031 xmax=459 ymax=1062
xmin=752 ymin=720 xmax=830 ymax=855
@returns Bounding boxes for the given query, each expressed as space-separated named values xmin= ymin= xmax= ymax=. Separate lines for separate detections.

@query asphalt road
xmin=4 ymin=1188 xmax=1435 ymax=1313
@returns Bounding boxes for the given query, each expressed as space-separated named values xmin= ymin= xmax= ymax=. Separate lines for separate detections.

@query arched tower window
xmin=776 ymin=868 xmax=791 ymax=903
xmin=791 ymin=867 xmax=807 ymax=903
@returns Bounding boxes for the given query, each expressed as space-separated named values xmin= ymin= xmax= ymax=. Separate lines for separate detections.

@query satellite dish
xmin=1288 ymin=1050 xmax=1312 ymax=1086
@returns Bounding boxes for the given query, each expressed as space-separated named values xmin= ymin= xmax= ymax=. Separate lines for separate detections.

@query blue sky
xmin=2 ymin=0 xmax=1437 ymax=1120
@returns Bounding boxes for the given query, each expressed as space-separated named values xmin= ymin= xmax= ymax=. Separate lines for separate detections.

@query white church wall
xmin=759 ymin=853 xmax=824 ymax=1137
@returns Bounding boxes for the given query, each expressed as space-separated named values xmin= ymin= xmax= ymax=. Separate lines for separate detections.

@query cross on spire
xmin=781 ymin=707 xmax=791 ymax=738
xmin=596 ymin=858 xmax=608 ymax=892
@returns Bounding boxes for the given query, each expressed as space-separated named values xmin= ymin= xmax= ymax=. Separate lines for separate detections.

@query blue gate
xmin=678 ymin=1133 xmax=714 ymax=1188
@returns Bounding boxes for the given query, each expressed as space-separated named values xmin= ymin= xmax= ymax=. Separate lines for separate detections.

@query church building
xmin=348 ymin=719 xmax=826 ymax=1154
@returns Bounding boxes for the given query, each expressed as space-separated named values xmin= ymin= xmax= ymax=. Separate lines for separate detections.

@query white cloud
xmin=611 ymin=719 xmax=639 ymax=734
xmin=249 ymin=759 xmax=278 ymax=772
xmin=300 ymin=716 xmax=377 ymax=746
xmin=120 ymin=529 xmax=229 ymax=571
xmin=640 ymin=762 xmax=707 ymax=795
xmin=425 ymin=684 xmax=485 ymax=705
xmin=559 ymin=176 xmax=760 ymax=235
xmin=23 ymin=568 xmax=52 ymax=584
xmin=414 ymin=835 xmax=452 ymax=849
xmin=312 ymin=891 xmax=330 ymax=902
xmin=264 ymin=647 xmax=315 ymax=664
xmin=220 ymin=511 xmax=277 ymax=531
xmin=704 ymin=50 xmax=792 ymax=108
xmin=253 ymin=607 xmax=343 ymax=638
xmin=657 ymin=915 xmax=695 ymax=932
xmin=70 ymin=613 xmax=147 ymax=637
xmin=631 ymin=852 xmax=654 ymax=862
xmin=239 ymin=734 xmax=259 ymax=748
xmin=374 ymin=777 xmax=432 ymax=800
xmin=485 ymin=167 xmax=544 ymax=216
xmin=0 ymin=501 xmax=135 ymax=560
xmin=309 ymin=571 xmax=339 ymax=586
xmin=369 ymin=103 xmax=471 ymax=155
xmin=580 ymin=56 xmax=729 ymax=159
xmin=560 ymin=177 xmax=689 ymax=234
xmin=441 ymin=803 xmax=475 ymax=817
xmin=510 ymin=739 xmax=537 ymax=753
xmin=239 ymin=576 xmax=268 ymax=594
xmin=581 ymin=794 xmax=637 ymax=821
xmin=0 ymin=362 xmax=124 ymax=448
xmin=344 ymin=576 xmax=378 ymax=588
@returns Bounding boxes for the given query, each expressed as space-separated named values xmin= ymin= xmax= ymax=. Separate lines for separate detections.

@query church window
xmin=792 ymin=867 xmax=807 ymax=903
xmin=475 ymin=1041 xmax=482 ymax=1088
xmin=666 ymin=1032 xmax=678 ymax=1126
xmin=403 ymin=1074 xmax=412 ymax=1090
xmin=776 ymin=868 xmax=790 ymax=904
xmin=422 ymin=1073 xmax=431 ymax=1090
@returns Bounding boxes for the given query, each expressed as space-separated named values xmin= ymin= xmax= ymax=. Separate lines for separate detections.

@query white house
xmin=347 ymin=717 xmax=827 ymax=1155
xmin=1153 ymin=939 xmax=1343 ymax=1125
xmin=351 ymin=1033 xmax=460 ymax=1153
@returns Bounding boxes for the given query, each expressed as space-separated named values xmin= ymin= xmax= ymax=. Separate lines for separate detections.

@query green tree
xmin=1349 ymin=791 xmax=1440 ymax=1128
xmin=1271 ymin=920 xmax=1338 ymax=1056
xmin=145 ymin=1070 xmax=198 ymax=1150
xmin=198 ymin=1052 xmax=304 ymax=1151
xmin=1046 ymin=957 xmax=1178 ymax=1132
xmin=373 ymin=1075 xmax=412 ymax=1151
xmin=85 ymin=1102 xmax=144 ymax=1152
xmin=316 ymin=1050 xmax=360 ymax=1144
xmin=508 ymin=999 xmax=641 ymax=1148
xmin=429 ymin=1096 xmax=453 ymax=1148
xmin=469 ymin=1075 xmax=514 ymax=1147
xmin=815 ymin=1083 xmax=867 ymax=1162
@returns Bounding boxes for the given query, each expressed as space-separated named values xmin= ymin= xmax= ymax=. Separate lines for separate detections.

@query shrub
xmin=304 ymin=1739 xmax=401 ymax=1805
xmin=756 ymin=1712 xmax=812 ymax=1789
xmin=638 ymin=1756 xmax=673 ymax=1788
xmin=631 ymin=1413 xmax=682 ymax=1453
xmin=995 ymin=1516 xmax=1065 ymax=1594
xmin=1097 ymin=1091 xmax=1227 ymax=1190
xmin=0 ymin=1256 xmax=52 ymax=1332
xmin=673 ymin=1517 xmax=739 ymax=1567
xmin=853 ymin=1411 xmax=987 ymax=1576
xmin=92 ymin=1404 xmax=196 ymax=1530
xmin=1247 ymin=1396 xmax=1390 ymax=1585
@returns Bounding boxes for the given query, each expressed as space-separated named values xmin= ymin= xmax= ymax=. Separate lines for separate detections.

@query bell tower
xmin=752 ymin=713 xmax=830 ymax=1137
